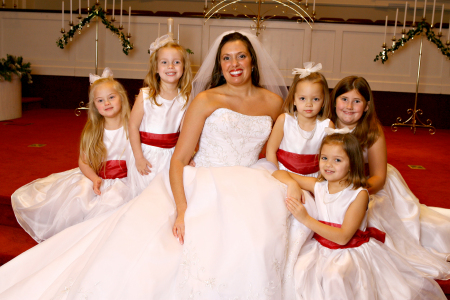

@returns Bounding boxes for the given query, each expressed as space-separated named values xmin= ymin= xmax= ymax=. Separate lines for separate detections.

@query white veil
xmin=190 ymin=30 xmax=288 ymax=103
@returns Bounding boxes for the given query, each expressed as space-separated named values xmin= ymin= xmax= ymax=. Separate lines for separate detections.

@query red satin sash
xmin=140 ymin=131 xmax=179 ymax=149
xmin=276 ymin=149 xmax=319 ymax=175
xmin=313 ymin=221 xmax=386 ymax=249
xmin=98 ymin=160 xmax=127 ymax=179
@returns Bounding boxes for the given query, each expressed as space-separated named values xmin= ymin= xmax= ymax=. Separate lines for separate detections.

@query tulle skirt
xmin=11 ymin=168 xmax=131 ymax=242
xmin=0 ymin=164 xmax=310 ymax=299
xmin=291 ymin=238 xmax=446 ymax=300
xmin=127 ymin=143 xmax=174 ymax=198
xmin=368 ymin=164 xmax=450 ymax=279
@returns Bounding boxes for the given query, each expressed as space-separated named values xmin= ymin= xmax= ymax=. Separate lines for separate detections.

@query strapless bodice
xmin=193 ymin=108 xmax=273 ymax=168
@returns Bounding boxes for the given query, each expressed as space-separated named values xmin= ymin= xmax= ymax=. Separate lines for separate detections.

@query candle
xmin=403 ymin=2 xmax=408 ymax=31
xmin=62 ymin=1 xmax=64 ymax=28
xmin=313 ymin=0 xmax=315 ymax=11
xmin=394 ymin=8 xmax=399 ymax=36
xmin=167 ymin=18 xmax=174 ymax=37
xmin=158 ymin=23 xmax=160 ymax=37
xmin=177 ymin=24 xmax=180 ymax=41
xmin=78 ymin=0 xmax=81 ymax=15
xmin=205 ymin=0 xmax=207 ymax=7
xmin=105 ymin=0 xmax=107 ymax=13
xmin=431 ymin=0 xmax=436 ymax=25
xmin=423 ymin=0 xmax=426 ymax=18
xmin=70 ymin=0 xmax=72 ymax=23
xmin=413 ymin=0 xmax=417 ymax=24
xmin=439 ymin=4 xmax=444 ymax=33
xmin=120 ymin=0 xmax=123 ymax=26
xmin=448 ymin=16 xmax=450 ymax=40
xmin=112 ymin=0 xmax=115 ymax=19
xmin=384 ymin=15 xmax=388 ymax=44
xmin=128 ymin=6 xmax=131 ymax=35
xmin=87 ymin=0 xmax=89 ymax=9
xmin=305 ymin=0 xmax=308 ymax=6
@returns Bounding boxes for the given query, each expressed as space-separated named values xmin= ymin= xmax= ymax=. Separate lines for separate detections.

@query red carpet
xmin=0 ymin=109 xmax=449 ymax=295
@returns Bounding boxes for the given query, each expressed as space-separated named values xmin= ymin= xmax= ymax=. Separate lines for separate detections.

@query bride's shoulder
xmin=189 ymin=89 xmax=223 ymax=116
xmin=256 ymin=87 xmax=283 ymax=119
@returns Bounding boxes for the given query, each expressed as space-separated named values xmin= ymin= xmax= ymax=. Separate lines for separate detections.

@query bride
xmin=0 ymin=31 xmax=316 ymax=299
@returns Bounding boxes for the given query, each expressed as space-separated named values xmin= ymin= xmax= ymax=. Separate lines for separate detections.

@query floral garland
xmin=374 ymin=20 xmax=450 ymax=64
xmin=56 ymin=5 xmax=133 ymax=55
xmin=0 ymin=54 xmax=32 ymax=83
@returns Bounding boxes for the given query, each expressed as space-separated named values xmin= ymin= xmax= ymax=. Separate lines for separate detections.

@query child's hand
xmin=188 ymin=158 xmax=196 ymax=167
xmin=286 ymin=196 xmax=309 ymax=223
xmin=93 ymin=177 xmax=102 ymax=195
xmin=136 ymin=157 xmax=152 ymax=175
xmin=287 ymin=182 xmax=305 ymax=204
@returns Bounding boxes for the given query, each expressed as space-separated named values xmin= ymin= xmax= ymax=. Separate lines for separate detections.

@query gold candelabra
xmin=391 ymin=18 xmax=438 ymax=135
xmin=203 ymin=0 xmax=314 ymax=36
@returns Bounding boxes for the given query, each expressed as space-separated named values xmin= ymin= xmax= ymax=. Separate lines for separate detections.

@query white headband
xmin=324 ymin=127 xmax=351 ymax=135
xmin=149 ymin=34 xmax=174 ymax=56
xmin=89 ymin=67 xmax=113 ymax=85
xmin=292 ymin=62 xmax=322 ymax=79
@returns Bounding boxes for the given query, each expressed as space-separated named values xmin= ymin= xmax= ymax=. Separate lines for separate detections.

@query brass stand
xmin=391 ymin=24 xmax=436 ymax=135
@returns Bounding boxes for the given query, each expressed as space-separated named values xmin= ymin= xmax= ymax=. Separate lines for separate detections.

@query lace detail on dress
xmin=194 ymin=108 xmax=272 ymax=168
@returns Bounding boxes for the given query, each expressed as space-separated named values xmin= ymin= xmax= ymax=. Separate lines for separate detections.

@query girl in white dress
xmin=331 ymin=76 xmax=450 ymax=279
xmin=273 ymin=133 xmax=446 ymax=299
xmin=128 ymin=35 xmax=192 ymax=197
xmin=11 ymin=69 xmax=132 ymax=242
xmin=266 ymin=62 xmax=334 ymax=178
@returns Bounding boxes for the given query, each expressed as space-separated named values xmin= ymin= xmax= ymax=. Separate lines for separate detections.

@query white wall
xmin=1 ymin=10 xmax=449 ymax=94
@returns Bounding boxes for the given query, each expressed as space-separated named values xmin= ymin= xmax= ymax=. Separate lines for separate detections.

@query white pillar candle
xmin=439 ymin=4 xmax=444 ymax=33
xmin=177 ymin=24 xmax=180 ymax=41
xmin=70 ymin=0 xmax=73 ymax=23
xmin=128 ymin=6 xmax=131 ymax=35
xmin=413 ymin=0 xmax=417 ymax=24
xmin=112 ymin=0 xmax=115 ymax=19
xmin=448 ymin=16 xmax=450 ymax=40
xmin=78 ymin=0 xmax=81 ymax=15
xmin=384 ymin=15 xmax=388 ymax=44
xmin=120 ymin=0 xmax=123 ymax=26
xmin=394 ymin=8 xmax=399 ymax=36
xmin=423 ymin=0 xmax=427 ymax=18
xmin=158 ymin=23 xmax=160 ymax=37
xmin=305 ymin=0 xmax=308 ymax=6
xmin=62 ymin=1 xmax=64 ymax=28
xmin=167 ymin=18 xmax=174 ymax=37
xmin=403 ymin=2 xmax=408 ymax=31
xmin=87 ymin=0 xmax=89 ymax=9
xmin=205 ymin=0 xmax=207 ymax=7
xmin=313 ymin=0 xmax=315 ymax=11
xmin=431 ymin=0 xmax=436 ymax=25
xmin=105 ymin=0 xmax=107 ymax=12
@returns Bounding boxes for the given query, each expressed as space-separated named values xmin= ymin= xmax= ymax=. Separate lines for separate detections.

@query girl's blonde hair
xmin=79 ymin=77 xmax=131 ymax=174
xmin=282 ymin=72 xmax=331 ymax=121
xmin=144 ymin=42 xmax=192 ymax=108
xmin=317 ymin=133 xmax=367 ymax=190
xmin=330 ymin=76 xmax=382 ymax=149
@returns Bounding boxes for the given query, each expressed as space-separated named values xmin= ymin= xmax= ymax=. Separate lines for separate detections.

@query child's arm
xmin=265 ymin=114 xmax=285 ymax=167
xmin=287 ymin=190 xmax=369 ymax=245
xmin=367 ymin=130 xmax=387 ymax=195
xmin=328 ymin=120 xmax=335 ymax=129
xmin=129 ymin=91 xmax=152 ymax=175
xmin=273 ymin=170 xmax=317 ymax=203
xmin=78 ymin=156 xmax=102 ymax=195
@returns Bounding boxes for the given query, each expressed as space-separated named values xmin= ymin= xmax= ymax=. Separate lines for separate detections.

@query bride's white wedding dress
xmin=0 ymin=108 xmax=316 ymax=300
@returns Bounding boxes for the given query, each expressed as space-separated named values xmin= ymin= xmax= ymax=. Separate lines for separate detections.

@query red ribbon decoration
xmin=313 ymin=221 xmax=386 ymax=249
xmin=276 ymin=149 xmax=319 ymax=175
xmin=140 ymin=131 xmax=179 ymax=149
xmin=98 ymin=160 xmax=127 ymax=179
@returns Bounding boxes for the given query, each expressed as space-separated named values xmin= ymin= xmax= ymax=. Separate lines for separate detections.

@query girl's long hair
xmin=79 ymin=77 xmax=130 ymax=174
xmin=282 ymin=72 xmax=331 ymax=121
xmin=144 ymin=42 xmax=192 ymax=108
xmin=317 ymin=133 xmax=367 ymax=189
xmin=330 ymin=76 xmax=382 ymax=149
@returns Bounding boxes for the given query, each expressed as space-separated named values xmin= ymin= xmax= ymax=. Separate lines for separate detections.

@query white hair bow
xmin=89 ymin=67 xmax=114 ymax=85
xmin=149 ymin=34 xmax=174 ymax=56
xmin=324 ymin=127 xmax=351 ymax=135
xmin=292 ymin=62 xmax=322 ymax=79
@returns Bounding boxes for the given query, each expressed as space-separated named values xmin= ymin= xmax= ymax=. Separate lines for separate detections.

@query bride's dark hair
xmin=206 ymin=32 xmax=261 ymax=90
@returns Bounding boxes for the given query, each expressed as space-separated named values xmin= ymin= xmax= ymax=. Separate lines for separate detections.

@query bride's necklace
xmin=295 ymin=112 xmax=317 ymax=140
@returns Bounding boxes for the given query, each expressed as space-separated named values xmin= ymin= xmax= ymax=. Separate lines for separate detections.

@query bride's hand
xmin=172 ymin=212 xmax=185 ymax=245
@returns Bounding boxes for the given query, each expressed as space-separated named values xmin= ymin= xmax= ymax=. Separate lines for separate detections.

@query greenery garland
xmin=56 ymin=5 xmax=133 ymax=55
xmin=374 ymin=20 xmax=450 ymax=64
xmin=0 ymin=54 xmax=32 ymax=84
